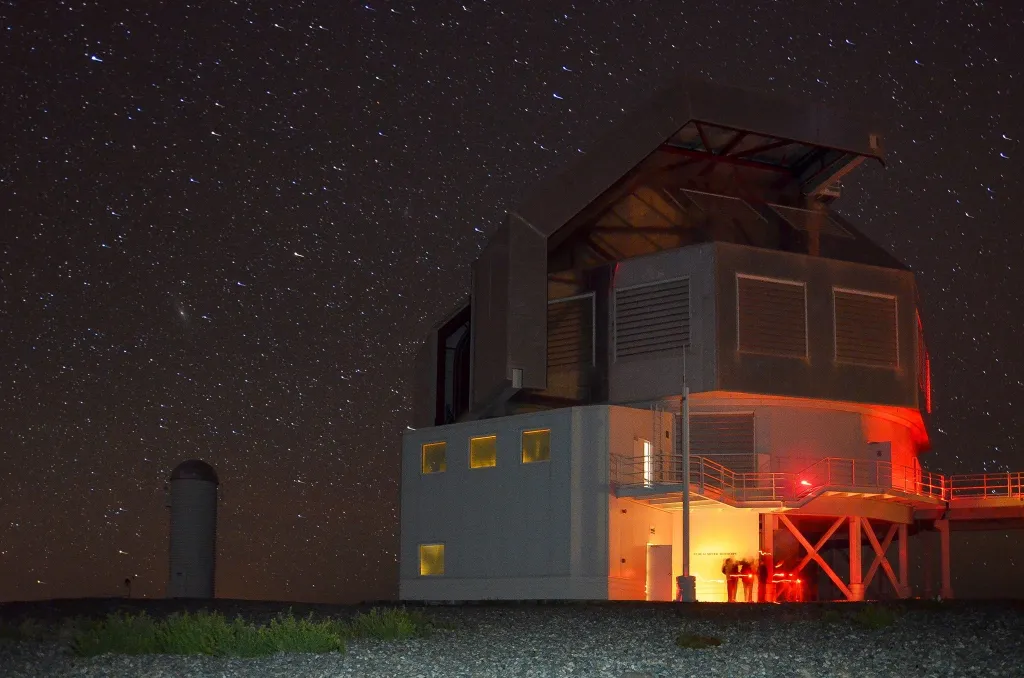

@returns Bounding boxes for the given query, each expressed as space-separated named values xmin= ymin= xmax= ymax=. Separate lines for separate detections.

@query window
xmin=736 ymin=274 xmax=807 ymax=358
xmin=833 ymin=288 xmax=898 ymax=368
xmin=419 ymin=543 xmax=444 ymax=576
xmin=469 ymin=435 xmax=497 ymax=468
xmin=421 ymin=442 xmax=447 ymax=474
xmin=522 ymin=429 xmax=551 ymax=463
xmin=642 ymin=439 xmax=653 ymax=488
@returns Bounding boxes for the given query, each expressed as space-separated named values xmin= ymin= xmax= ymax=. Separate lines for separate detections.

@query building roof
xmin=511 ymin=78 xmax=885 ymax=250
xmin=170 ymin=459 xmax=219 ymax=484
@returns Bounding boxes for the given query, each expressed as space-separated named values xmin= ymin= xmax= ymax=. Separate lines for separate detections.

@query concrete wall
xmin=688 ymin=394 xmax=925 ymax=483
xmin=399 ymin=406 xmax=610 ymax=600
xmin=606 ymin=405 xmax=677 ymax=599
xmin=609 ymin=244 xmax=718 ymax=402
xmin=715 ymin=242 xmax=920 ymax=409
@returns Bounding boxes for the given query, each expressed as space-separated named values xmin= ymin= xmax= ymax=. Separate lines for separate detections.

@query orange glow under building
xmin=398 ymin=78 xmax=1024 ymax=603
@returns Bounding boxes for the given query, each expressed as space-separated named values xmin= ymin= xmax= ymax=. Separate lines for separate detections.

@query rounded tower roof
xmin=170 ymin=459 xmax=219 ymax=484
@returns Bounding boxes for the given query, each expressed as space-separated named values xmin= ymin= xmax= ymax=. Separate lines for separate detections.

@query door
xmin=646 ymin=544 xmax=673 ymax=601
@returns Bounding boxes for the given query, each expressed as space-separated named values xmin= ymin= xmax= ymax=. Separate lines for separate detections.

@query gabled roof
xmin=510 ymin=78 xmax=885 ymax=248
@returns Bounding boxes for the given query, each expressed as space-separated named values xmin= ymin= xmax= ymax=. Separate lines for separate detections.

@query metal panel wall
xmin=609 ymin=244 xmax=717 ymax=403
xmin=506 ymin=215 xmax=549 ymax=390
xmin=715 ymin=242 xmax=920 ymax=408
xmin=470 ymin=224 xmax=510 ymax=411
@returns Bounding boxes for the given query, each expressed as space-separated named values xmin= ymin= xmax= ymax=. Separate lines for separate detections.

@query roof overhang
xmin=511 ymin=78 xmax=885 ymax=250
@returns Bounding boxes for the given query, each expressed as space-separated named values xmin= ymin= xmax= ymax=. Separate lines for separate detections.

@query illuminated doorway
xmin=646 ymin=544 xmax=673 ymax=601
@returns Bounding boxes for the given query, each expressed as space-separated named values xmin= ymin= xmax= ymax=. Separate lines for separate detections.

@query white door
xmin=646 ymin=544 xmax=673 ymax=601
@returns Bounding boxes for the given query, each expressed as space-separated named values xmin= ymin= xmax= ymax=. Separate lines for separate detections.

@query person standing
xmin=722 ymin=557 xmax=738 ymax=602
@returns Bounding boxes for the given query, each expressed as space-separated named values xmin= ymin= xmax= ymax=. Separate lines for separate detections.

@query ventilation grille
xmin=614 ymin=278 xmax=690 ymax=359
xmin=737 ymin=275 xmax=807 ymax=357
xmin=770 ymin=204 xmax=854 ymax=239
xmin=834 ymin=289 xmax=898 ymax=368
xmin=547 ymin=295 xmax=594 ymax=370
xmin=677 ymin=413 xmax=756 ymax=474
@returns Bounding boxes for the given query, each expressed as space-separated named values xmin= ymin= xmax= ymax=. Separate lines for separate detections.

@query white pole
xmin=682 ymin=383 xmax=691 ymax=577
xmin=678 ymin=352 xmax=696 ymax=602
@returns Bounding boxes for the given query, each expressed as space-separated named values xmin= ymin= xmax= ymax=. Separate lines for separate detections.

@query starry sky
xmin=1 ymin=1 xmax=1022 ymax=604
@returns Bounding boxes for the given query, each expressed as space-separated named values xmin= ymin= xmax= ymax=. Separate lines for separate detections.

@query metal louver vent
xmin=834 ymin=289 xmax=898 ymax=368
xmin=736 ymin=275 xmax=807 ymax=358
xmin=677 ymin=412 xmax=756 ymax=473
xmin=614 ymin=278 xmax=689 ymax=359
xmin=547 ymin=294 xmax=594 ymax=370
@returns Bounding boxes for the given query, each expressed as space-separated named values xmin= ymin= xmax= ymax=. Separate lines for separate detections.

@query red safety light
xmin=800 ymin=479 xmax=811 ymax=487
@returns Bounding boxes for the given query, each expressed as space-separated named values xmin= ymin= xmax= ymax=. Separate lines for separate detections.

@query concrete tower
xmin=167 ymin=459 xmax=219 ymax=598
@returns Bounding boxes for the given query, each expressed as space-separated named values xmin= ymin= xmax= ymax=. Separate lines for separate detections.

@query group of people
xmin=721 ymin=556 xmax=770 ymax=602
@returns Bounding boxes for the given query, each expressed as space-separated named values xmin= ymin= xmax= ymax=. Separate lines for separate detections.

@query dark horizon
xmin=1 ymin=1 xmax=1022 ymax=603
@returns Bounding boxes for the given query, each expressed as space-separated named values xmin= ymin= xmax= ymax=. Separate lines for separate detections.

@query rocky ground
xmin=1 ymin=599 xmax=1022 ymax=677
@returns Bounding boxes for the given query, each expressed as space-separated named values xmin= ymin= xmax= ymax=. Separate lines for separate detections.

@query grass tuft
xmin=345 ymin=607 xmax=437 ymax=640
xmin=675 ymin=631 xmax=723 ymax=649
xmin=70 ymin=611 xmax=346 ymax=657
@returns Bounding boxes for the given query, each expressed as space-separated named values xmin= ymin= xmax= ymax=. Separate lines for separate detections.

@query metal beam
xmin=862 ymin=519 xmax=900 ymax=595
xmin=730 ymin=138 xmax=795 ymax=159
xmin=780 ymin=514 xmax=853 ymax=600
xmin=659 ymin=144 xmax=792 ymax=174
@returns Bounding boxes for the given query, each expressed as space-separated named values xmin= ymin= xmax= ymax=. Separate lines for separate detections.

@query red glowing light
xmin=800 ymin=479 xmax=811 ymax=487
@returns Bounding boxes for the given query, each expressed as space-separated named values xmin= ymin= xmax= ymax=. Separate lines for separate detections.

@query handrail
xmin=611 ymin=453 xmax=1023 ymax=505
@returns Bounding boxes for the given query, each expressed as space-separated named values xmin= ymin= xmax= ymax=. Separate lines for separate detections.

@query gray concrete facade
xmin=400 ymin=406 xmax=612 ymax=600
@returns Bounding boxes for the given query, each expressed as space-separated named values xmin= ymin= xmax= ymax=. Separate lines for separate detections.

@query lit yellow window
xmin=522 ymin=429 xmax=551 ymax=463
xmin=421 ymin=442 xmax=446 ymax=474
xmin=419 ymin=543 xmax=444 ymax=576
xmin=469 ymin=435 xmax=497 ymax=468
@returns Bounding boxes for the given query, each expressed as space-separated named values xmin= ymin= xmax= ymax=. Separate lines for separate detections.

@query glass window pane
xmin=522 ymin=429 xmax=551 ymax=463
xmin=419 ymin=543 xmax=444 ymax=576
xmin=470 ymin=435 xmax=497 ymax=468
xmin=421 ymin=442 xmax=446 ymax=474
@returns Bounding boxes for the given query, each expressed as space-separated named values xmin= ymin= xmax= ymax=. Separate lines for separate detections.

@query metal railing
xmin=609 ymin=453 xmax=1015 ymax=506
xmin=948 ymin=472 xmax=1024 ymax=500
xmin=612 ymin=453 xmax=789 ymax=502
xmin=793 ymin=457 xmax=946 ymax=501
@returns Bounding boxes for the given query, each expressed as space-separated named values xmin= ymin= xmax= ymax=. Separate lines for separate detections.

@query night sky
xmin=2 ymin=1 xmax=1022 ymax=603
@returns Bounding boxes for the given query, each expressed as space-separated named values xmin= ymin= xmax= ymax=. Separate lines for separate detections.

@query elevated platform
xmin=613 ymin=454 xmax=1024 ymax=523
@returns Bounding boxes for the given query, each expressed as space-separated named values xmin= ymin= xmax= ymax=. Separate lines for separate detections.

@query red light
xmin=800 ymin=479 xmax=811 ymax=487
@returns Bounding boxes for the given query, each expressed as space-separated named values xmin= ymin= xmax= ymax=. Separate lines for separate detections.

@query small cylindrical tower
xmin=167 ymin=459 xmax=219 ymax=598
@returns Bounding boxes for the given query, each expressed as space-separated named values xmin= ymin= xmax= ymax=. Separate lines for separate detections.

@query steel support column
xmin=937 ymin=518 xmax=954 ymax=599
xmin=849 ymin=516 xmax=865 ymax=601
xmin=762 ymin=513 xmax=776 ymax=602
xmin=898 ymin=524 xmax=911 ymax=598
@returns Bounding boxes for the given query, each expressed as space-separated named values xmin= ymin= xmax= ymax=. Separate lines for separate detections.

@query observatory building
xmin=166 ymin=459 xmax=219 ymax=599
xmin=399 ymin=79 xmax=1024 ymax=603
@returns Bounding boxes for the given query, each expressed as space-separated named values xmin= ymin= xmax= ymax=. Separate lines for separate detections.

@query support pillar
xmin=898 ymin=524 xmax=911 ymax=599
xmin=762 ymin=513 xmax=776 ymax=602
xmin=848 ymin=516 xmax=865 ymax=601
xmin=937 ymin=518 xmax=954 ymax=599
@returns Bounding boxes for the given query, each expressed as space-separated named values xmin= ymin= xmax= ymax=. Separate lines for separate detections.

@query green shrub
xmin=346 ymin=607 xmax=435 ymax=640
xmin=675 ymin=631 xmax=722 ymax=649
xmin=70 ymin=611 xmax=346 ymax=657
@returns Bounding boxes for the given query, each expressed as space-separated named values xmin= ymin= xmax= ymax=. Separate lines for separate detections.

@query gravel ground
xmin=1 ymin=600 xmax=1023 ymax=677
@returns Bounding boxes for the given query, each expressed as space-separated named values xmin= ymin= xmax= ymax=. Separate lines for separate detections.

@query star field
xmin=1 ymin=1 xmax=1022 ymax=602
